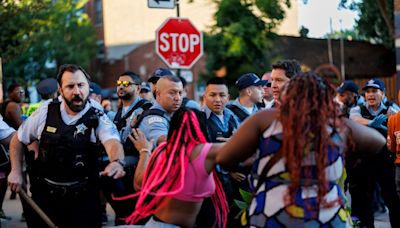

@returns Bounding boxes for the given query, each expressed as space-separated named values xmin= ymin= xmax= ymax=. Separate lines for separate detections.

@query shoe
xmin=0 ymin=209 xmax=11 ymax=220
xmin=20 ymin=212 xmax=25 ymax=222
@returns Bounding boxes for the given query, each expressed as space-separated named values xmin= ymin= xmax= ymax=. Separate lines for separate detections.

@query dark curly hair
xmin=278 ymin=72 xmax=345 ymax=209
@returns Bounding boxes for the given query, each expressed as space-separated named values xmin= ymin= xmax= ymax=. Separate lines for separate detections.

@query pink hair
xmin=123 ymin=110 xmax=228 ymax=227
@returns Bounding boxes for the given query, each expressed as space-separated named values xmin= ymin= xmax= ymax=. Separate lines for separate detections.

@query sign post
xmin=148 ymin=0 xmax=176 ymax=9
xmin=155 ymin=18 xmax=203 ymax=69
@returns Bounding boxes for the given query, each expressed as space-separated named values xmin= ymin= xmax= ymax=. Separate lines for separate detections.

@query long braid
xmin=279 ymin=72 xmax=344 ymax=212
xmin=126 ymin=109 xmax=228 ymax=227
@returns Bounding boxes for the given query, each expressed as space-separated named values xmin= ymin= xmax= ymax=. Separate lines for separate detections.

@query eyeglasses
xmin=116 ymin=80 xmax=138 ymax=87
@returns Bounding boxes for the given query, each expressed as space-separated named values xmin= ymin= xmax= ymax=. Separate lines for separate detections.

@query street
xmin=0 ymin=190 xmax=392 ymax=228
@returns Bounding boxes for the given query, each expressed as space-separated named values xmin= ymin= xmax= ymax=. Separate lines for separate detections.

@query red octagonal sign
xmin=156 ymin=18 xmax=203 ymax=69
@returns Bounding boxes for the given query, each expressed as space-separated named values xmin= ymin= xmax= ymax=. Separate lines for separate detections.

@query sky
xmin=298 ymin=0 xmax=359 ymax=38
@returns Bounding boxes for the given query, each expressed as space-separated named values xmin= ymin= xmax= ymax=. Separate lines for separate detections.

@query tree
xmin=339 ymin=0 xmax=394 ymax=48
xmin=202 ymin=0 xmax=292 ymax=92
xmin=299 ymin=25 xmax=309 ymax=37
xmin=0 ymin=0 xmax=97 ymax=87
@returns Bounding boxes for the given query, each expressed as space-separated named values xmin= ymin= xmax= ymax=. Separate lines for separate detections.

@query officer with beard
xmin=8 ymin=64 xmax=125 ymax=228
xmin=106 ymin=71 xmax=152 ymax=225
xmin=335 ymin=80 xmax=361 ymax=117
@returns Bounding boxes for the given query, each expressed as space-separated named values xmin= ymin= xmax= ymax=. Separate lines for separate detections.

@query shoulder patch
xmin=147 ymin=116 xmax=164 ymax=124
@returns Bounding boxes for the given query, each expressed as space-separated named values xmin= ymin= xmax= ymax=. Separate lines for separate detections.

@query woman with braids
xmin=125 ymin=107 xmax=228 ymax=227
xmin=217 ymin=72 xmax=386 ymax=227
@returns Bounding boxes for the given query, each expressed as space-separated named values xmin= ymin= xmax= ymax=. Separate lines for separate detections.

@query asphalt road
xmin=0 ymin=190 xmax=391 ymax=228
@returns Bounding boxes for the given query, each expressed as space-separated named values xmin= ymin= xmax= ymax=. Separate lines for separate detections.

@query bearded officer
xmin=8 ymin=64 xmax=125 ymax=228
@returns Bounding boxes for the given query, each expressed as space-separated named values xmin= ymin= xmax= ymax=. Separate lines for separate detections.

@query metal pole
xmin=176 ymin=0 xmax=180 ymax=17
xmin=340 ymin=19 xmax=345 ymax=81
xmin=176 ymin=0 xmax=181 ymax=77
xmin=327 ymin=18 xmax=333 ymax=65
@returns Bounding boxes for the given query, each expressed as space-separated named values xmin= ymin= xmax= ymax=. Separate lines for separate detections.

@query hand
xmin=8 ymin=170 xmax=24 ymax=192
xmin=27 ymin=140 xmax=39 ymax=160
xmin=230 ymin=172 xmax=246 ymax=182
xmin=387 ymin=135 xmax=391 ymax=150
xmin=128 ymin=128 xmax=153 ymax=153
xmin=100 ymin=161 xmax=126 ymax=179
xmin=130 ymin=110 xmax=143 ymax=128
xmin=368 ymin=114 xmax=388 ymax=130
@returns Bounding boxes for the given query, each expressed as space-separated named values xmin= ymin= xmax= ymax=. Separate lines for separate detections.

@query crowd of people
xmin=0 ymin=59 xmax=398 ymax=227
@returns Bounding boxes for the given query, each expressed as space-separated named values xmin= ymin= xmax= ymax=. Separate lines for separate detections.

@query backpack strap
xmin=132 ymin=108 xmax=166 ymax=129
xmin=114 ymin=99 xmax=152 ymax=130
xmin=226 ymin=104 xmax=249 ymax=122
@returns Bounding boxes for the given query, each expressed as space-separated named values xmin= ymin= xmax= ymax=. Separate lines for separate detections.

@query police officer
xmin=203 ymin=77 xmax=239 ymax=142
xmin=349 ymin=79 xmax=400 ymax=227
xmin=106 ymin=71 xmax=152 ymax=225
xmin=147 ymin=67 xmax=175 ymax=99
xmin=0 ymin=116 xmax=15 ymax=220
xmin=139 ymin=82 xmax=154 ymax=102
xmin=8 ymin=64 xmax=125 ymax=228
xmin=227 ymin=73 xmax=266 ymax=124
xmin=335 ymin=80 xmax=362 ymax=117
xmin=196 ymin=77 xmax=240 ymax=227
xmin=26 ymin=78 xmax=58 ymax=116
xmin=138 ymin=75 xmax=183 ymax=146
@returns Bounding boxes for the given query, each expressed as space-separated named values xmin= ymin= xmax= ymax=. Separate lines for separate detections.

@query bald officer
xmin=138 ymin=75 xmax=183 ymax=146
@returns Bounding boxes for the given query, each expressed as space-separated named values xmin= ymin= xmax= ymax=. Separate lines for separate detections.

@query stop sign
xmin=156 ymin=18 xmax=203 ymax=69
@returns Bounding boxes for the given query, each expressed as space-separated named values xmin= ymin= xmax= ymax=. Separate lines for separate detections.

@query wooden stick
xmin=18 ymin=189 xmax=58 ymax=228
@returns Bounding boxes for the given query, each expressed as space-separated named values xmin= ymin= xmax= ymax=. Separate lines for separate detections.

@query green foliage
xmin=324 ymin=29 xmax=363 ymax=41
xmin=299 ymin=25 xmax=309 ymax=37
xmin=340 ymin=0 xmax=394 ymax=49
xmin=0 ymin=0 xmax=97 ymax=87
xmin=203 ymin=0 xmax=290 ymax=94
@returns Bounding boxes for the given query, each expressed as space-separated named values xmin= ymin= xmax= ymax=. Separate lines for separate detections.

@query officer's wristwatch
xmin=112 ymin=158 xmax=126 ymax=167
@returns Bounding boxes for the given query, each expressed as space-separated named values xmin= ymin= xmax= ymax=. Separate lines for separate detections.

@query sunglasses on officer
xmin=116 ymin=80 xmax=139 ymax=87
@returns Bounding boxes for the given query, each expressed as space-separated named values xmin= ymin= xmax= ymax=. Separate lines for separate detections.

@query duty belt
xmin=43 ymin=178 xmax=89 ymax=196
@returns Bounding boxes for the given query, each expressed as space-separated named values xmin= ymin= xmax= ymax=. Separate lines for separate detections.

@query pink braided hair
xmin=124 ymin=109 xmax=228 ymax=227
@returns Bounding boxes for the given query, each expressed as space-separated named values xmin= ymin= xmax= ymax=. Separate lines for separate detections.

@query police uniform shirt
xmin=138 ymin=102 xmax=171 ymax=144
xmin=108 ymin=97 xmax=146 ymax=143
xmin=0 ymin=115 xmax=15 ymax=141
xmin=17 ymin=98 xmax=120 ymax=145
xmin=184 ymin=99 xmax=201 ymax=110
xmin=230 ymin=98 xmax=259 ymax=123
xmin=203 ymin=106 xmax=239 ymax=132
xmin=350 ymin=101 xmax=392 ymax=118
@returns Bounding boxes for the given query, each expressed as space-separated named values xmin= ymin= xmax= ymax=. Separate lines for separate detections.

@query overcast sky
xmin=298 ymin=0 xmax=358 ymax=38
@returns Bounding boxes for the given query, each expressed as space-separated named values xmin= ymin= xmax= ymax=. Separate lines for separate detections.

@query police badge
xmin=74 ymin=123 xmax=88 ymax=138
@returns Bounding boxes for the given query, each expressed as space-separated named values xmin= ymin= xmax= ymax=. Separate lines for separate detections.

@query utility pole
xmin=327 ymin=18 xmax=333 ymax=66
xmin=176 ymin=0 xmax=181 ymax=77
xmin=339 ymin=19 xmax=345 ymax=81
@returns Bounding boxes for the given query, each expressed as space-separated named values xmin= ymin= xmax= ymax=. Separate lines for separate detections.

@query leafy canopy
xmin=203 ymin=0 xmax=292 ymax=91
xmin=0 ymin=0 xmax=97 ymax=87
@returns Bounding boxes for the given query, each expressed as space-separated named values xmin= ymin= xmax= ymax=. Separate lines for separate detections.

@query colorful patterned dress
xmin=248 ymin=121 xmax=351 ymax=227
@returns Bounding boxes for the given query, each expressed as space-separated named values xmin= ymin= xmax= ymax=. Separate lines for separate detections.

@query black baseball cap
xmin=36 ymin=78 xmax=58 ymax=95
xmin=89 ymin=82 xmax=102 ymax=95
xmin=235 ymin=73 xmax=268 ymax=90
xmin=148 ymin=68 xmax=175 ymax=84
xmin=337 ymin=80 xmax=359 ymax=94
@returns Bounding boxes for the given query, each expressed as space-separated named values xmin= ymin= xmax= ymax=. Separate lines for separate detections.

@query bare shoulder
xmin=243 ymin=108 xmax=278 ymax=132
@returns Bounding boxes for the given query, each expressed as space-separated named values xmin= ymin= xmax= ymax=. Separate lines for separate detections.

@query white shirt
xmin=0 ymin=115 xmax=15 ymax=141
xmin=18 ymin=98 xmax=120 ymax=145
